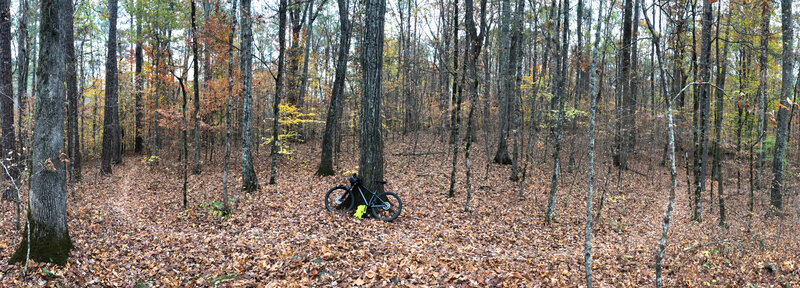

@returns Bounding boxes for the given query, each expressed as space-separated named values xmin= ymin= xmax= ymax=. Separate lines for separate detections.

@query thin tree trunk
xmin=713 ymin=18 xmax=730 ymax=226
xmin=640 ymin=3 xmax=677 ymax=286
xmin=270 ymin=0 xmax=287 ymax=185
xmin=222 ymin=0 xmax=238 ymax=215
xmin=191 ymin=0 xmax=203 ymax=175
xmin=316 ymin=0 xmax=351 ymax=176
xmin=584 ymin=0 xmax=605 ymax=285
xmin=545 ymin=0 xmax=568 ymax=223
xmin=134 ymin=9 xmax=144 ymax=153
xmin=770 ymin=0 xmax=793 ymax=213
xmin=240 ymin=0 xmax=259 ymax=192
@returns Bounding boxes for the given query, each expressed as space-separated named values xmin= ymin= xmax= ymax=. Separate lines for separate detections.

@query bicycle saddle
xmin=375 ymin=180 xmax=388 ymax=185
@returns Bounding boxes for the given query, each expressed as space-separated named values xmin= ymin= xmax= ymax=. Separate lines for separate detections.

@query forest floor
xmin=0 ymin=134 xmax=798 ymax=287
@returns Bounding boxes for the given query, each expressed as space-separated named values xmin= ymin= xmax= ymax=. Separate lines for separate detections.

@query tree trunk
xmin=584 ymin=0 xmax=605 ymax=285
xmin=463 ymin=0 xmax=487 ymax=212
xmin=0 ymin=0 xmax=16 ymax=200
xmin=447 ymin=0 xmax=461 ymax=198
xmin=316 ymin=0 xmax=351 ymax=176
xmin=222 ymin=0 xmax=238 ymax=215
xmin=65 ymin=0 xmax=80 ymax=183
xmin=191 ymin=1 xmax=203 ymax=175
xmin=770 ymin=0 xmax=792 ymax=213
xmin=691 ymin=0 xmax=712 ymax=222
xmin=357 ymin=0 xmax=387 ymax=202
xmin=756 ymin=1 xmax=770 ymax=189
xmin=545 ymin=0 xmax=568 ymax=223
xmin=240 ymin=0 xmax=259 ymax=192
xmin=493 ymin=0 xmax=512 ymax=165
xmin=15 ymin=0 xmax=30 ymax=174
xmin=134 ymin=10 xmax=144 ymax=154
xmin=640 ymin=3 xmax=676 ymax=286
xmin=508 ymin=0 xmax=524 ymax=181
xmin=614 ymin=0 xmax=633 ymax=170
xmin=713 ymin=18 xmax=730 ymax=226
xmin=101 ymin=0 xmax=120 ymax=175
xmin=270 ymin=0 xmax=287 ymax=185
xmin=9 ymin=0 xmax=73 ymax=265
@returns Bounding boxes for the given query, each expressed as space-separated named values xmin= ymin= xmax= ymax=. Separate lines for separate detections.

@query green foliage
xmin=142 ymin=155 xmax=160 ymax=168
xmin=199 ymin=198 xmax=234 ymax=219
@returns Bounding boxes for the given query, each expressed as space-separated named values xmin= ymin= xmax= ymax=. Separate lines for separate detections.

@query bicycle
xmin=324 ymin=174 xmax=402 ymax=222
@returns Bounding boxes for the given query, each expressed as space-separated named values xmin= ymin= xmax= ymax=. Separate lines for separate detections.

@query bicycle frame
xmin=343 ymin=180 xmax=385 ymax=208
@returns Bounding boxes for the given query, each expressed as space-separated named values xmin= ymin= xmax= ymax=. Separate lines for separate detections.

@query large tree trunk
xmin=614 ymin=0 xmax=633 ymax=170
xmin=770 ymin=0 xmax=793 ymax=213
xmin=357 ymin=0 xmax=386 ymax=202
xmin=101 ymin=0 xmax=120 ymax=175
xmin=0 ymin=0 xmax=17 ymax=200
xmin=493 ymin=0 xmax=512 ymax=165
xmin=9 ymin=0 xmax=73 ymax=265
xmin=316 ymin=0 xmax=351 ymax=176
xmin=240 ymin=0 xmax=259 ymax=192
xmin=191 ymin=0 xmax=203 ymax=175
xmin=270 ymin=0 xmax=287 ymax=185
xmin=15 ymin=0 xmax=29 ymax=174
xmin=65 ymin=0 xmax=80 ymax=183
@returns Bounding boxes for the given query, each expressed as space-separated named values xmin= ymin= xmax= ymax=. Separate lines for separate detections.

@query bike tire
xmin=325 ymin=186 xmax=354 ymax=214
xmin=370 ymin=192 xmax=402 ymax=222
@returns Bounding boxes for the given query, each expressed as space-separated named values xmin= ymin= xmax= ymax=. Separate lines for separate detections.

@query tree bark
xmin=191 ymin=0 xmax=203 ymax=175
xmin=770 ymin=0 xmax=792 ymax=213
xmin=0 ymin=0 xmax=17 ymax=200
xmin=640 ymin=3 xmax=677 ymax=286
xmin=240 ymin=0 xmax=259 ymax=192
xmin=101 ymin=0 xmax=120 ymax=175
xmin=316 ymin=0 xmax=351 ymax=176
xmin=270 ymin=0 xmax=287 ymax=185
xmin=357 ymin=0 xmax=387 ymax=201
xmin=691 ymin=0 xmax=712 ymax=222
xmin=65 ymin=0 xmax=80 ymax=183
xmin=134 ymin=9 xmax=144 ymax=154
xmin=584 ymin=0 xmax=605 ymax=285
xmin=493 ymin=0 xmax=512 ymax=165
xmin=545 ymin=0 xmax=568 ymax=223
xmin=222 ymin=0 xmax=238 ymax=215
xmin=15 ymin=0 xmax=29 ymax=174
xmin=508 ymin=0 xmax=524 ymax=181
xmin=9 ymin=0 xmax=73 ymax=265
xmin=614 ymin=0 xmax=633 ymax=170
xmin=713 ymin=17 xmax=730 ymax=226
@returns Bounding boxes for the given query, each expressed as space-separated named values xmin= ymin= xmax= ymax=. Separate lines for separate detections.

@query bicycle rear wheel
xmin=370 ymin=192 xmax=402 ymax=222
xmin=325 ymin=187 xmax=354 ymax=214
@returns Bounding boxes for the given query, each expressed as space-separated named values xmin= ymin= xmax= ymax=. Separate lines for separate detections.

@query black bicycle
xmin=324 ymin=174 xmax=402 ymax=222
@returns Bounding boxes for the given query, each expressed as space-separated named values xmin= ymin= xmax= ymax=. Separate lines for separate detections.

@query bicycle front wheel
xmin=370 ymin=192 xmax=402 ymax=222
xmin=325 ymin=187 xmax=354 ymax=214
